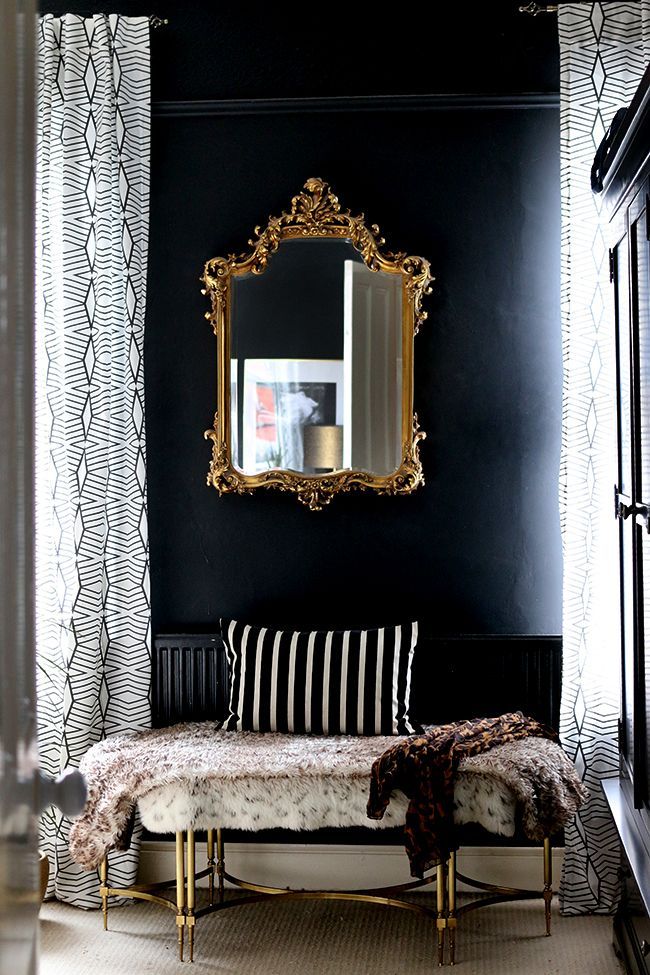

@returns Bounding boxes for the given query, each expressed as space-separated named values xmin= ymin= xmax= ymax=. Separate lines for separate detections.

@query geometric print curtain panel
xmin=558 ymin=1 xmax=650 ymax=915
xmin=35 ymin=14 xmax=151 ymax=909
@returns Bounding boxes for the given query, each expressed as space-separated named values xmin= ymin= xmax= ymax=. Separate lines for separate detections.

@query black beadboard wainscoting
xmin=148 ymin=633 xmax=561 ymax=848
xmin=152 ymin=633 xmax=561 ymax=730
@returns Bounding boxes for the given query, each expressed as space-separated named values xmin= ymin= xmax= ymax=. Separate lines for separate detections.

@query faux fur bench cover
xmin=68 ymin=722 xmax=584 ymax=872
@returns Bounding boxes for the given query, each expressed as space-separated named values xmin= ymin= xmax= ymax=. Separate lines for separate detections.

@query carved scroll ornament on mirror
xmin=201 ymin=177 xmax=433 ymax=510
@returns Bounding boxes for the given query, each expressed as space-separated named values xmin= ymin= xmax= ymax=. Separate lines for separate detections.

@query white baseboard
xmin=138 ymin=840 xmax=564 ymax=893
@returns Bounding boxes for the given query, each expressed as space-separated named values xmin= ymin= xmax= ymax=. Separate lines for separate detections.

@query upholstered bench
xmin=69 ymin=722 xmax=585 ymax=966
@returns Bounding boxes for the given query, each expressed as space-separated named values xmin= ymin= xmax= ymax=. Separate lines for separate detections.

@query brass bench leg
xmin=207 ymin=829 xmax=215 ymax=907
xmin=216 ymin=828 xmax=225 ymax=904
xmin=543 ymin=836 xmax=552 ymax=936
xmin=436 ymin=859 xmax=447 ymax=967
xmin=187 ymin=829 xmax=196 ymax=962
xmin=99 ymin=856 xmax=109 ymax=931
xmin=448 ymin=851 xmax=457 ymax=966
xmin=175 ymin=830 xmax=186 ymax=961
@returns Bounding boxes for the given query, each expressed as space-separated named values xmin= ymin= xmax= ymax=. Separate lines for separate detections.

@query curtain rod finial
xmin=519 ymin=2 xmax=558 ymax=15
xmin=149 ymin=16 xmax=169 ymax=29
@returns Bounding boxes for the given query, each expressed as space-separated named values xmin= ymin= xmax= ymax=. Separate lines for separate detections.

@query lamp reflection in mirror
xmin=303 ymin=424 xmax=344 ymax=473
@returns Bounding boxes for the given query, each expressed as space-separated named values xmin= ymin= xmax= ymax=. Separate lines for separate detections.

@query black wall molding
xmin=152 ymin=92 xmax=559 ymax=118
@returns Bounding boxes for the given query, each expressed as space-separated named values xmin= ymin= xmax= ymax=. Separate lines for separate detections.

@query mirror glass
xmin=229 ymin=238 xmax=403 ymax=477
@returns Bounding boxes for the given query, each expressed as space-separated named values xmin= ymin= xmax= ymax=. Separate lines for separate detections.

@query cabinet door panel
xmin=615 ymin=238 xmax=636 ymax=778
xmin=633 ymin=211 xmax=650 ymax=800
xmin=618 ymin=205 xmax=650 ymax=808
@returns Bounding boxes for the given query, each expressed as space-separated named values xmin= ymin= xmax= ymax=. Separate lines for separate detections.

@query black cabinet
xmin=611 ymin=185 xmax=650 ymax=811
xmin=603 ymin=779 xmax=650 ymax=975
xmin=602 ymin=62 xmax=650 ymax=975
xmin=615 ymin=854 xmax=650 ymax=975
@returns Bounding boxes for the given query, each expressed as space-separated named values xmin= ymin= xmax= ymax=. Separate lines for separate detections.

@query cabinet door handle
xmin=615 ymin=488 xmax=650 ymax=531
xmin=632 ymin=502 xmax=650 ymax=531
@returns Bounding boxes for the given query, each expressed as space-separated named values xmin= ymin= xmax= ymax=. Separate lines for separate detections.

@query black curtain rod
xmin=520 ymin=1 xmax=620 ymax=14
xmin=40 ymin=12 xmax=169 ymax=27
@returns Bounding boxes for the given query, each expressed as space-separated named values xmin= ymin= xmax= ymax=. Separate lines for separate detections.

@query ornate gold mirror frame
xmin=201 ymin=177 xmax=433 ymax=510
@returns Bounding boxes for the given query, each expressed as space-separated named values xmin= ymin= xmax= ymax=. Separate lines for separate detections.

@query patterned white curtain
xmin=35 ymin=14 xmax=151 ymax=908
xmin=559 ymin=2 xmax=650 ymax=914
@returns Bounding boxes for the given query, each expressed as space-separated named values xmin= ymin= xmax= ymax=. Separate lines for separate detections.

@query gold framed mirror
xmin=201 ymin=177 xmax=433 ymax=510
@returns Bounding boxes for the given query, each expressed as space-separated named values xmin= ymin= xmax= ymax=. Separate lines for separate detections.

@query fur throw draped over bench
xmin=367 ymin=711 xmax=585 ymax=876
xmin=68 ymin=717 xmax=587 ymax=874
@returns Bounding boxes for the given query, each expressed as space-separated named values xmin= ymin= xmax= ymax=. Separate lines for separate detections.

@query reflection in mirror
xmin=234 ymin=357 xmax=343 ymax=474
xmin=202 ymin=177 xmax=432 ymax=509
xmin=230 ymin=239 xmax=402 ymax=477
xmin=343 ymin=260 xmax=402 ymax=475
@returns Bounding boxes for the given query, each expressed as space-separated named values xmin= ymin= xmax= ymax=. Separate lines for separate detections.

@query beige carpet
xmin=40 ymin=893 xmax=622 ymax=975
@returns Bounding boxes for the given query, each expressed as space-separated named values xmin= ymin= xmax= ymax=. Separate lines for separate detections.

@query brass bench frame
xmin=99 ymin=831 xmax=553 ymax=966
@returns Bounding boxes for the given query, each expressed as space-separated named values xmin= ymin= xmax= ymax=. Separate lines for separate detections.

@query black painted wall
xmin=40 ymin=2 xmax=563 ymax=638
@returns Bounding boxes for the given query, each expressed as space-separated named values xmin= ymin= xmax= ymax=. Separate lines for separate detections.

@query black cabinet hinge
xmin=618 ymin=717 xmax=624 ymax=752
xmin=615 ymin=485 xmax=629 ymax=520
xmin=609 ymin=248 xmax=615 ymax=283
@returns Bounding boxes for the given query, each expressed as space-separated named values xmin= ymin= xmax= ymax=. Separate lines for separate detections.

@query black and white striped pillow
xmin=219 ymin=619 xmax=420 ymax=736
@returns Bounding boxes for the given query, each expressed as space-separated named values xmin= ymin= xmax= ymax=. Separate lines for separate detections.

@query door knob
xmin=38 ymin=769 xmax=87 ymax=817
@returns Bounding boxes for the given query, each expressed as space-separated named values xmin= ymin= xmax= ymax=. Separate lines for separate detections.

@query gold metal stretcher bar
xmin=99 ymin=831 xmax=553 ymax=966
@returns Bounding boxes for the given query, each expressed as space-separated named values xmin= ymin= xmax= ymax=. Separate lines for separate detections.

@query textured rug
xmin=40 ymin=892 xmax=622 ymax=975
